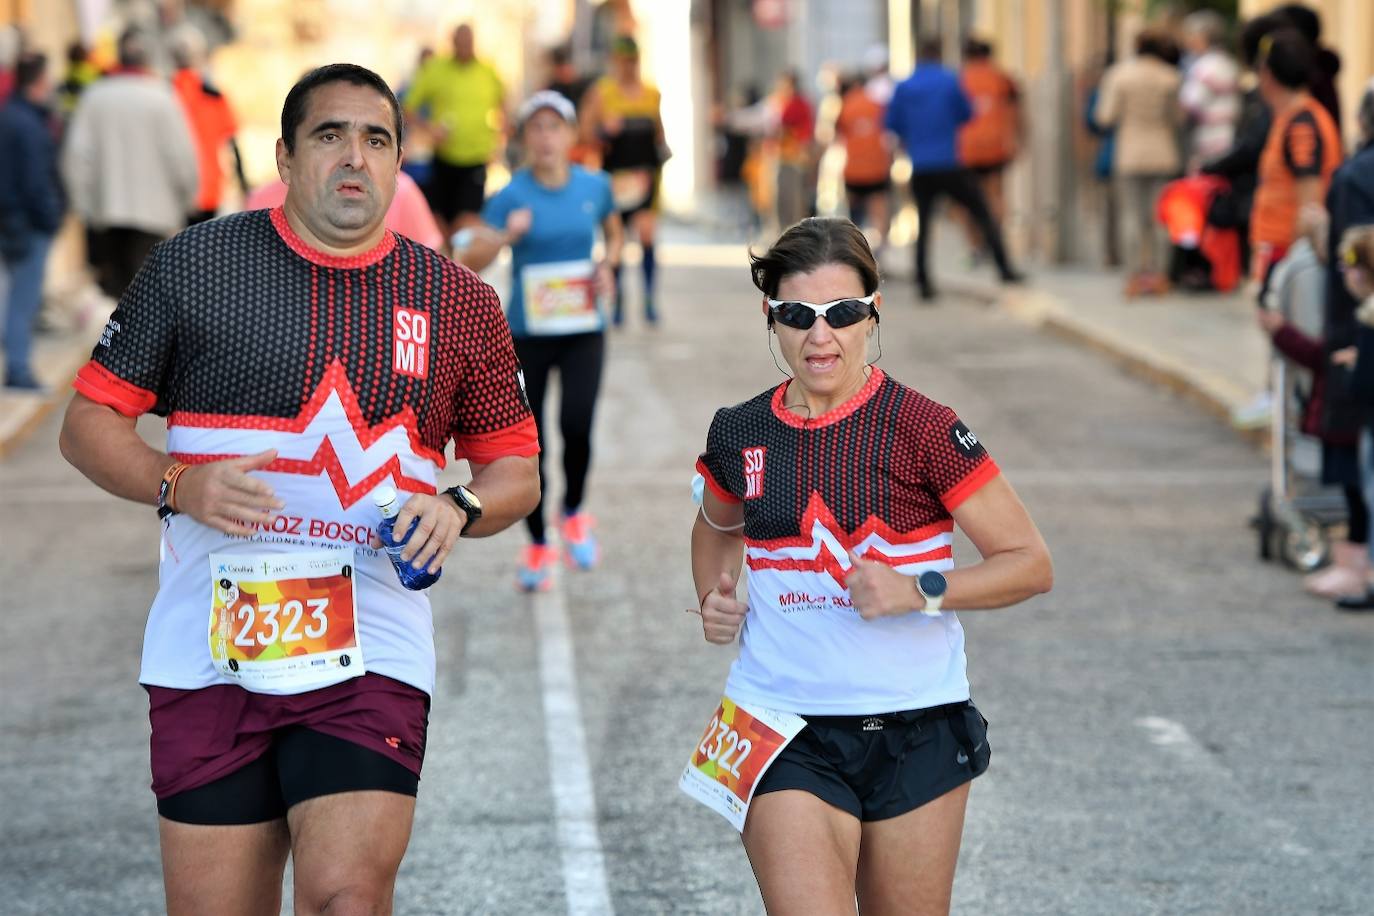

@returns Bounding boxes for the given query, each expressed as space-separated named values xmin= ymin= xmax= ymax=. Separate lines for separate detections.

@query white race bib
xmin=208 ymin=550 xmax=364 ymax=694
xmin=521 ymin=258 xmax=601 ymax=335
xmin=678 ymin=695 xmax=806 ymax=832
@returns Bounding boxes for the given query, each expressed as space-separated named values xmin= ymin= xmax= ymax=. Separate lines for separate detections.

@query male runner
xmin=59 ymin=63 xmax=539 ymax=915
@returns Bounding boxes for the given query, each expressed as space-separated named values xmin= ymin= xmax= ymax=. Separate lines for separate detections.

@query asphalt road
xmin=2 ymin=251 xmax=1371 ymax=915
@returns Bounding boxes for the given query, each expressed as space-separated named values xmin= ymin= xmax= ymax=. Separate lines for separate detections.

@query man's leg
xmin=160 ymin=819 xmax=292 ymax=916
xmin=156 ymin=749 xmax=293 ymax=916
xmin=288 ymin=792 xmax=416 ymax=916
xmin=277 ymin=725 xmax=422 ymax=915
xmin=944 ymin=169 xmax=1019 ymax=281
xmin=3 ymin=233 xmax=53 ymax=386
xmin=909 ymin=172 xmax=941 ymax=299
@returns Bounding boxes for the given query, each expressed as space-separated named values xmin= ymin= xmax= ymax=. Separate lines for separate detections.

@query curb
xmin=944 ymin=275 xmax=1268 ymax=449
xmin=0 ymin=343 xmax=86 ymax=460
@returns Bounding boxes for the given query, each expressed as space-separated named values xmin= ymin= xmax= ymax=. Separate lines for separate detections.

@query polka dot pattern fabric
xmin=697 ymin=369 xmax=998 ymax=542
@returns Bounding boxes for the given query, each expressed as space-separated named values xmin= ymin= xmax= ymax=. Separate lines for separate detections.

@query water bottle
xmin=373 ymin=486 xmax=442 ymax=590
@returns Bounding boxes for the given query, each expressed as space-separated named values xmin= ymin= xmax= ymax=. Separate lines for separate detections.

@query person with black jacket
xmin=0 ymin=52 xmax=64 ymax=391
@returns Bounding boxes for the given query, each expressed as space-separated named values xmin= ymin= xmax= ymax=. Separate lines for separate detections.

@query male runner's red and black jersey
xmin=73 ymin=208 xmax=538 ymax=698
xmin=696 ymin=368 xmax=1000 ymax=714
xmin=76 ymin=208 xmax=535 ymax=473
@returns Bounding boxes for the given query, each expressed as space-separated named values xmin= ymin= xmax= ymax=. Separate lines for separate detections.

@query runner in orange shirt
xmin=834 ymin=73 xmax=893 ymax=256
xmin=957 ymin=39 xmax=1021 ymax=254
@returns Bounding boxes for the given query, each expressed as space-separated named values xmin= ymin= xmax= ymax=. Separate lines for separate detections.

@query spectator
xmin=169 ymin=25 xmax=245 ymax=223
xmin=404 ymin=23 xmax=507 ymax=239
xmin=957 ymin=38 xmax=1022 ymax=255
xmin=55 ymin=42 xmax=100 ymax=119
xmin=1249 ymin=27 xmax=1342 ymax=293
xmin=1271 ymin=3 xmax=1342 ymax=132
xmin=834 ymin=72 xmax=892 ymax=255
xmin=1094 ymin=30 xmax=1183 ymax=297
xmin=1179 ymin=11 xmax=1241 ymax=169
xmin=61 ymin=28 xmax=199 ymax=299
xmin=887 ymin=38 xmax=1021 ymax=301
xmin=0 ymin=52 xmax=64 ymax=391
xmin=771 ymin=70 xmax=816 ymax=231
xmin=1200 ymin=14 xmax=1285 ymax=271
xmin=544 ymin=44 xmax=593 ymax=112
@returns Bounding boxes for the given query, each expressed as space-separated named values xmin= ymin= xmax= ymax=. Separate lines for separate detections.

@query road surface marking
xmin=534 ymin=579 xmax=615 ymax=915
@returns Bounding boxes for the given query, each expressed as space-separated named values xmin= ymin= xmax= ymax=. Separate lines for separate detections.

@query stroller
xmin=1253 ymin=240 xmax=1348 ymax=570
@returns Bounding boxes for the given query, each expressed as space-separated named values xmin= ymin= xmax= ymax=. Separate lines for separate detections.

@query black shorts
xmin=753 ymin=701 xmax=990 ymax=822
xmin=426 ymin=159 xmax=487 ymax=222
xmin=845 ymin=178 xmax=892 ymax=197
xmin=156 ymin=727 xmax=420 ymax=826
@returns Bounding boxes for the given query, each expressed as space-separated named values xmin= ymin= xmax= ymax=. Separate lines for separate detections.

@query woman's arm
xmin=689 ymin=489 xmax=749 ymax=644
xmin=846 ymin=474 xmax=1052 ymax=618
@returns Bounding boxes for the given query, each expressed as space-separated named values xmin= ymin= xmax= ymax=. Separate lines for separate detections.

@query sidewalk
xmin=0 ymin=221 xmax=1273 ymax=458
xmin=925 ymin=226 xmax=1271 ymax=446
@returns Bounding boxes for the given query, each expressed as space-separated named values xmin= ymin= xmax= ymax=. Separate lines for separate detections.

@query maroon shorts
xmin=146 ymin=672 xmax=429 ymax=800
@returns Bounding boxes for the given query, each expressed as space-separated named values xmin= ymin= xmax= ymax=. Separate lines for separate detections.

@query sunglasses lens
xmin=773 ymin=303 xmax=816 ymax=329
xmin=825 ymin=301 xmax=869 ymax=328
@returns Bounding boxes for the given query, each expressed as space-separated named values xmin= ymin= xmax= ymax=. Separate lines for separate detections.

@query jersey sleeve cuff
xmin=941 ymin=458 xmax=999 ymax=511
xmin=695 ymin=457 xmax=741 ymax=504
xmin=454 ymin=416 xmax=541 ymax=464
xmin=72 ymin=361 xmax=157 ymax=417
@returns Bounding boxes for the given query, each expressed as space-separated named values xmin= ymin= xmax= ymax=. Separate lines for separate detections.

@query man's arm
xmin=59 ymin=393 xmax=283 ymax=536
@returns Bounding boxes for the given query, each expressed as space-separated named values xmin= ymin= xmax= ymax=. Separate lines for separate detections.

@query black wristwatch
xmin=445 ymin=485 xmax=483 ymax=536
xmin=916 ymin=570 xmax=947 ymax=617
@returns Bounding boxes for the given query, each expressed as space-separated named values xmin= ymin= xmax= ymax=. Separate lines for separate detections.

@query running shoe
xmin=644 ymin=296 xmax=658 ymax=325
xmin=560 ymin=512 xmax=600 ymax=570
xmin=517 ymin=543 xmax=558 ymax=592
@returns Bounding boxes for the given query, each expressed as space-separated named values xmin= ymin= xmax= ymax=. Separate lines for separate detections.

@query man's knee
xmin=297 ymin=874 xmax=396 ymax=916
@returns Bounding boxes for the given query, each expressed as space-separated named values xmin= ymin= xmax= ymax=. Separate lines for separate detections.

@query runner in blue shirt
xmin=464 ymin=91 xmax=623 ymax=590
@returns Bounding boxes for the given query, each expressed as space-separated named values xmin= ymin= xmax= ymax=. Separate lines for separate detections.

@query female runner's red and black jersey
xmin=695 ymin=367 xmax=999 ymax=715
xmin=73 ymin=208 xmax=538 ymax=697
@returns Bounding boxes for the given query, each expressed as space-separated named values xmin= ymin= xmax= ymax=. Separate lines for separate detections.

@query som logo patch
xmin=742 ymin=446 xmax=767 ymax=499
xmin=392 ymin=307 xmax=430 ymax=379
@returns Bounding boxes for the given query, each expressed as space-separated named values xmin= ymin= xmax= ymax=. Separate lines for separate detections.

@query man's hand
xmin=175 ymin=449 xmax=285 ymax=537
xmin=691 ymin=571 xmax=749 ymax=644
xmin=369 ymin=492 xmax=465 ymax=574
xmin=846 ymin=549 xmax=918 ymax=620
xmin=1256 ymin=307 xmax=1285 ymax=335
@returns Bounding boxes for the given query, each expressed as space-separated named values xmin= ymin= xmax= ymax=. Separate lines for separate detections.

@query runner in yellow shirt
xmin=404 ymin=23 xmax=507 ymax=237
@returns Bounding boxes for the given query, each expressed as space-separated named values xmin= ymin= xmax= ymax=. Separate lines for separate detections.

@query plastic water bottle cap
xmin=372 ymin=485 xmax=399 ymax=513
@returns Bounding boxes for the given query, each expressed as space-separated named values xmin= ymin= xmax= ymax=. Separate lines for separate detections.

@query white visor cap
xmin=517 ymin=90 xmax=576 ymax=128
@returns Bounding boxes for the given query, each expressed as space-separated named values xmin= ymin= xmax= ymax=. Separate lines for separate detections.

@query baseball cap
xmin=516 ymin=90 xmax=576 ymax=128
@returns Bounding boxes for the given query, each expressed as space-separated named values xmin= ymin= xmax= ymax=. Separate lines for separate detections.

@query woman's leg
xmin=555 ymin=333 xmax=606 ymax=516
xmin=854 ymin=782 xmax=971 ymax=916
xmin=513 ymin=337 xmax=556 ymax=544
xmin=742 ymin=790 xmax=862 ymax=915
xmin=634 ymin=209 xmax=659 ymax=322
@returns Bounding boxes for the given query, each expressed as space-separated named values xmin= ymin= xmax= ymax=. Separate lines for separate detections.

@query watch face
xmin=919 ymin=570 xmax=948 ymax=598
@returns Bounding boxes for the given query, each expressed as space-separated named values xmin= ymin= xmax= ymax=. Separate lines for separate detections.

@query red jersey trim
xmin=454 ymin=416 xmax=541 ymax=464
xmin=695 ymin=457 xmax=742 ymax=505
xmin=744 ymin=491 xmax=954 ymax=552
xmin=747 ymin=543 xmax=953 ymax=577
xmin=168 ymin=361 xmax=446 ymax=465
xmin=941 ymin=459 xmax=999 ymax=511
xmin=770 ymin=367 xmax=885 ymax=429
xmin=270 ymin=206 xmax=396 ymax=269
xmin=73 ymin=361 xmax=157 ymax=417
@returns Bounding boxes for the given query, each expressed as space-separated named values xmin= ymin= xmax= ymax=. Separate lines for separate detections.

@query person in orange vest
xmin=956 ymin=39 xmax=1021 ymax=259
xmin=169 ymin=25 xmax=245 ymax=224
